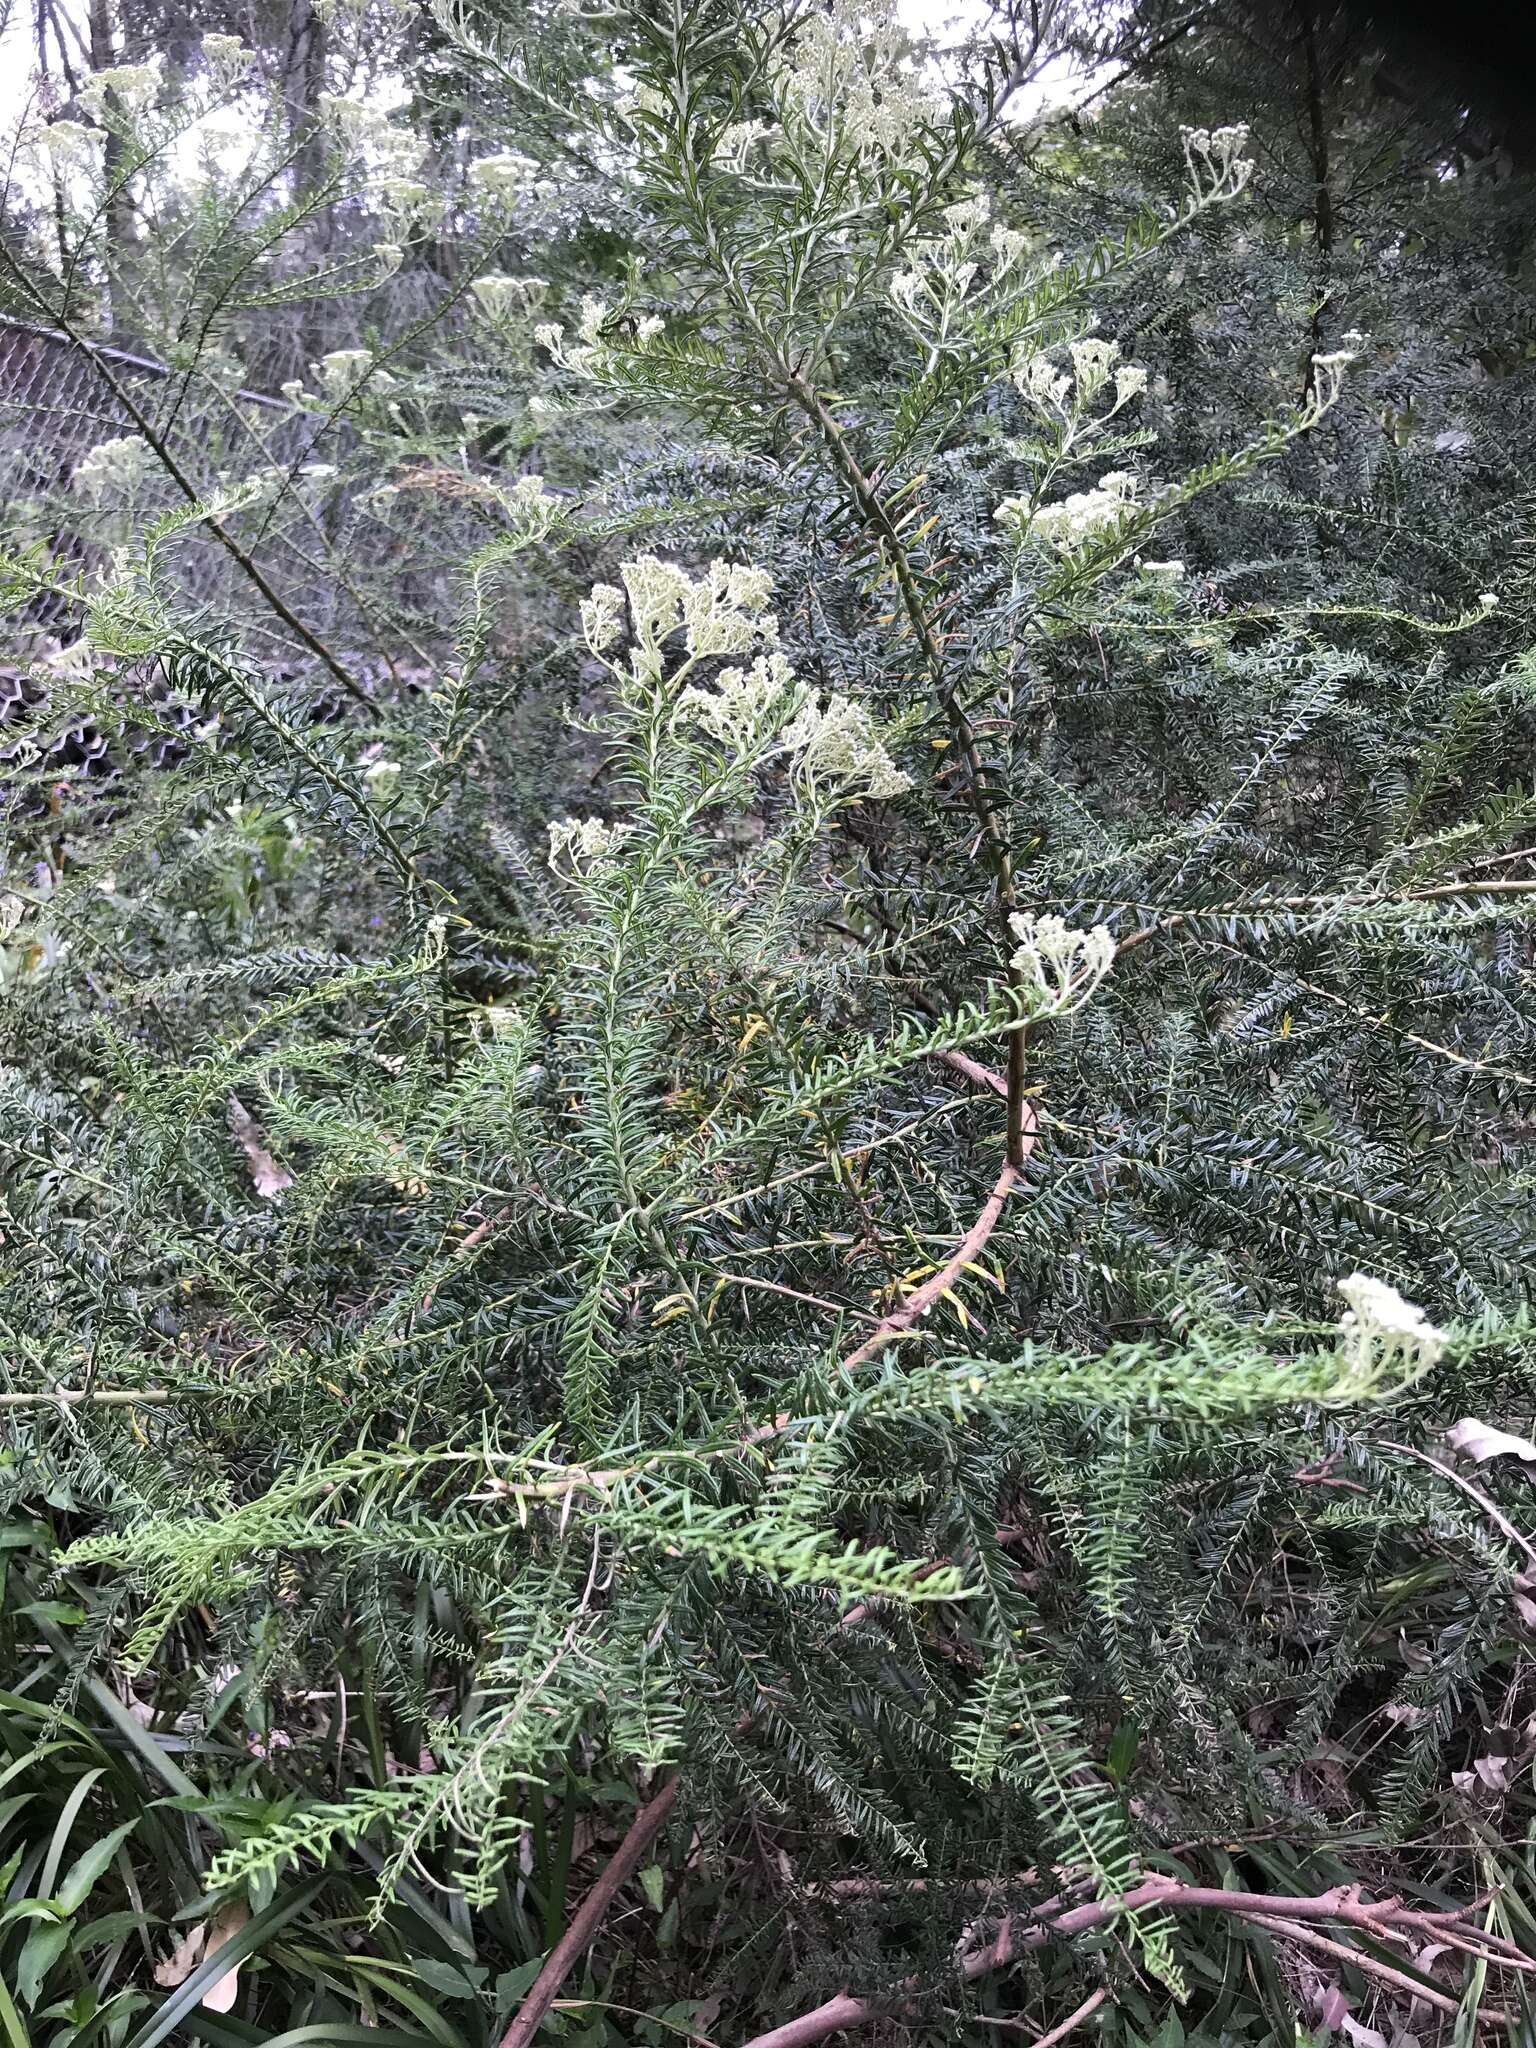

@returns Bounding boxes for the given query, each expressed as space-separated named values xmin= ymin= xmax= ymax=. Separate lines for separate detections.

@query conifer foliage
xmin=2 ymin=2 xmax=1536 ymax=2042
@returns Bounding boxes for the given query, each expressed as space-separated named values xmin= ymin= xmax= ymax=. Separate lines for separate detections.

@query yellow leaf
xmin=737 ymin=1014 xmax=770 ymax=1053
xmin=938 ymin=1286 xmax=969 ymax=1329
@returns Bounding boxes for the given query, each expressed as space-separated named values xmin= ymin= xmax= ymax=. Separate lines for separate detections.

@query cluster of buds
xmin=467 ymin=151 xmax=536 ymax=201
xmin=779 ymin=691 xmax=909 ymax=799
xmin=313 ymin=348 xmax=390 ymax=403
xmin=1008 ymin=912 xmax=1115 ymax=1014
xmin=319 ymin=93 xmax=426 ymax=182
xmin=74 ymin=435 xmax=156 ymax=503
xmin=471 ymin=274 xmax=549 ymax=322
xmin=78 ymin=63 xmax=159 ymax=118
xmin=535 ymin=296 xmax=664 ymax=378
xmin=1181 ymin=123 xmax=1255 ymax=204
xmin=200 ymin=33 xmax=249 ymax=85
xmin=496 ymin=473 xmax=562 ymax=541
xmin=1335 ymin=1273 xmax=1445 ymax=1386
xmin=579 ymin=557 xmax=910 ymax=806
xmin=677 ymin=652 xmax=797 ymax=754
xmin=1307 ymin=334 xmax=1363 ymax=413
xmin=711 ymin=119 xmax=772 ymax=172
xmin=780 ymin=0 xmax=941 ymax=159
xmin=1016 ymin=336 xmax=1148 ymax=419
xmin=584 ymin=555 xmax=777 ymax=676
xmin=36 ymin=119 xmax=106 ymax=168
xmin=548 ymin=816 xmax=632 ymax=874
xmin=888 ymin=193 xmax=1034 ymax=355
xmin=997 ymin=470 xmax=1144 ymax=554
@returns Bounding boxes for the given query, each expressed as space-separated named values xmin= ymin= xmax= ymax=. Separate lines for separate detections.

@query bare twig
xmin=1382 ymin=1439 xmax=1536 ymax=1566
xmin=839 ymin=1161 xmax=1019 ymax=1372
xmin=739 ymin=1878 xmax=1526 ymax=2048
xmin=496 ymin=1775 xmax=681 ymax=2048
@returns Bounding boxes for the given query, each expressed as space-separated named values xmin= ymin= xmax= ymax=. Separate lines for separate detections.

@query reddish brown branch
xmin=739 ymin=1879 xmax=1521 ymax=2048
xmin=496 ymin=1774 xmax=680 ymax=2048
xmin=839 ymin=1160 xmax=1020 ymax=1372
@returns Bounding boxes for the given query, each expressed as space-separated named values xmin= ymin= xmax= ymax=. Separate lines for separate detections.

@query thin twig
xmin=1382 ymin=1440 xmax=1536 ymax=1566
xmin=839 ymin=1160 xmax=1019 ymax=1372
xmin=496 ymin=1775 xmax=681 ymax=2048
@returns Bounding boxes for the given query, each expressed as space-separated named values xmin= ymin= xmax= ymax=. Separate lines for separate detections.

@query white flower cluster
xmin=780 ymin=0 xmax=940 ymax=158
xmin=548 ymin=815 xmax=631 ymax=872
xmin=1308 ymin=346 xmax=1357 ymax=412
xmin=1180 ymin=123 xmax=1254 ymax=203
xmin=37 ymin=119 xmax=106 ymax=167
xmin=78 ymin=63 xmax=158 ymax=117
xmin=997 ymin=470 xmax=1143 ymax=553
xmin=677 ymin=651 xmax=797 ymax=753
xmin=781 ymin=692 xmax=909 ymax=799
xmin=888 ymin=194 xmax=1036 ymax=351
xmin=378 ymin=175 xmax=433 ymax=226
xmin=467 ymin=151 xmax=535 ymax=201
xmin=582 ymin=557 xmax=909 ymax=802
xmin=712 ymin=119 xmax=771 ymax=171
xmin=499 ymin=473 xmax=561 ymax=540
xmin=200 ymin=32 xmax=248 ymax=83
xmin=1007 ymin=912 xmax=1115 ymax=1013
xmin=1014 ymin=335 xmax=1147 ymax=424
xmin=1336 ymin=1272 xmax=1445 ymax=1383
xmin=318 ymin=94 xmax=425 ymax=182
xmin=314 ymin=348 xmax=383 ymax=402
xmin=588 ymin=555 xmax=779 ymax=675
xmin=74 ymin=435 xmax=155 ymax=502
xmin=471 ymin=274 xmax=548 ymax=321
xmin=536 ymin=295 xmax=663 ymax=378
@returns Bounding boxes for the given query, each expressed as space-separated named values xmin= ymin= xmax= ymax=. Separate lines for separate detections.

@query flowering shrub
xmin=0 ymin=2 xmax=1534 ymax=2042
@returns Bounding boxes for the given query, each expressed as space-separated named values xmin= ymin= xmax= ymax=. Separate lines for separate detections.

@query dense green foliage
xmin=3 ymin=2 xmax=1536 ymax=2043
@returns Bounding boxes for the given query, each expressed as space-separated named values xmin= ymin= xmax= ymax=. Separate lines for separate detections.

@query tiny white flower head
xmin=363 ymin=758 xmax=402 ymax=799
xmin=1007 ymin=911 xmax=1115 ymax=1014
xmin=1336 ymin=1273 xmax=1445 ymax=1385
xmin=1478 ymin=593 xmax=1499 ymax=610
xmin=580 ymin=582 xmax=626 ymax=657
xmin=468 ymin=151 xmax=533 ymax=199
xmin=781 ymin=692 xmax=908 ymax=800
xmin=373 ymin=242 xmax=404 ymax=276
xmin=548 ymin=815 xmax=631 ymax=874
